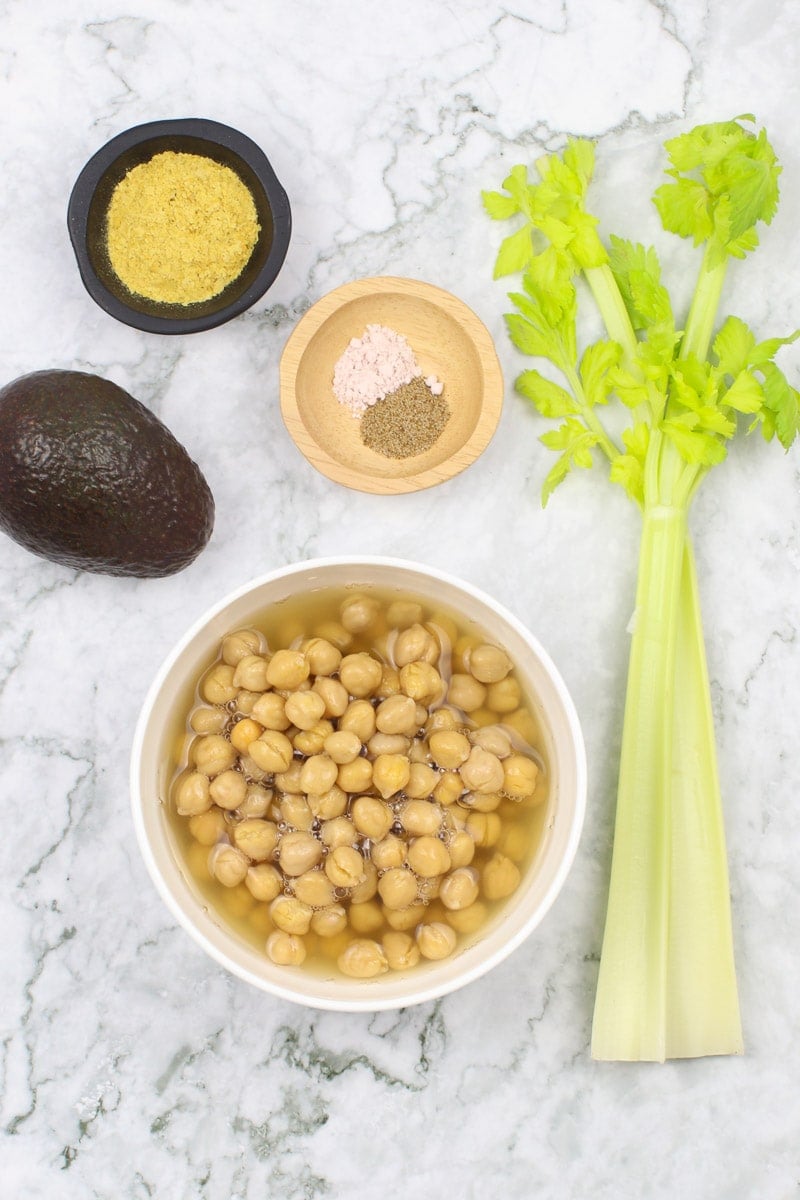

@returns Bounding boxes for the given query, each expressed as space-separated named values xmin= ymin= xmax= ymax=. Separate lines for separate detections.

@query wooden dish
xmin=279 ymin=277 xmax=503 ymax=494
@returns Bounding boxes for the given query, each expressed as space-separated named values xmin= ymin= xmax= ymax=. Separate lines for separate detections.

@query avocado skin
xmin=0 ymin=370 xmax=215 ymax=577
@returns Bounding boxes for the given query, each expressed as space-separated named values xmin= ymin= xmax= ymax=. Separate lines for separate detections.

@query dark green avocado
xmin=0 ymin=369 xmax=214 ymax=577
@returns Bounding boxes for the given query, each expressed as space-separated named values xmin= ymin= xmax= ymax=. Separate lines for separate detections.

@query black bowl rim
xmin=67 ymin=117 xmax=292 ymax=335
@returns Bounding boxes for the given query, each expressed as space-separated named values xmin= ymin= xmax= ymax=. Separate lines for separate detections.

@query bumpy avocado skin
xmin=0 ymin=370 xmax=215 ymax=577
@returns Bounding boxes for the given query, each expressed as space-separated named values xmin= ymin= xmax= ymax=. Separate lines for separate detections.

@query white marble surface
xmin=1 ymin=1 xmax=799 ymax=1196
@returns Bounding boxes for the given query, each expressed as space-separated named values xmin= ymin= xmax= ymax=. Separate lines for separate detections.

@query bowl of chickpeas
xmin=131 ymin=557 xmax=586 ymax=1010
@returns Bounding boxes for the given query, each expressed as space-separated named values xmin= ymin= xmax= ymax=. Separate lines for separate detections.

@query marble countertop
xmin=2 ymin=1 xmax=799 ymax=1196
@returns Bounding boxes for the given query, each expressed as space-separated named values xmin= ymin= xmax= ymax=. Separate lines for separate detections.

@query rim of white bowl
xmin=130 ymin=555 xmax=587 ymax=1011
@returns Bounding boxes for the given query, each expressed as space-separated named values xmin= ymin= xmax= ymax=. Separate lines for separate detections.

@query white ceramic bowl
xmin=130 ymin=557 xmax=586 ymax=1011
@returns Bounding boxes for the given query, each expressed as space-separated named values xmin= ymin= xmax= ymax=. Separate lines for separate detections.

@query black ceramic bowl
xmin=68 ymin=118 xmax=292 ymax=335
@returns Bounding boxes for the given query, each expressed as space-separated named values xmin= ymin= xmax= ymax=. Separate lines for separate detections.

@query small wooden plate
xmin=279 ymin=277 xmax=503 ymax=494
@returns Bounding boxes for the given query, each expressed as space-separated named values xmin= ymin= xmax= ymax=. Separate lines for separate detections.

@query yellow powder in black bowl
xmin=360 ymin=376 xmax=450 ymax=459
xmin=105 ymin=150 xmax=260 ymax=306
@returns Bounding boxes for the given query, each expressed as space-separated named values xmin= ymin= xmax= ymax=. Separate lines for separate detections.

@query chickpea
xmin=175 ymin=771 xmax=211 ymax=816
xmin=209 ymin=843 xmax=249 ymax=888
xmin=250 ymin=692 xmax=290 ymax=731
xmin=386 ymin=599 xmax=424 ymax=629
xmin=349 ymin=900 xmax=384 ymax=934
xmin=370 ymin=833 xmax=406 ymax=871
xmin=209 ymin=769 xmax=247 ymax=812
xmin=229 ymin=717 xmax=264 ymax=755
xmin=407 ymin=738 xmax=429 ymax=765
xmin=245 ymin=862 xmax=283 ymax=902
xmin=416 ymin=922 xmax=457 ymax=960
xmin=459 ymin=746 xmax=505 ymax=794
xmin=447 ymin=829 xmax=476 ymax=868
xmin=447 ymin=673 xmax=487 ymax=713
xmin=266 ymin=930 xmax=306 ymax=966
xmin=367 ymin=732 xmax=410 ymax=758
xmin=185 ymin=840 xmax=212 ymax=879
xmin=399 ymin=799 xmax=443 ymax=837
xmin=237 ymin=754 xmax=269 ymax=785
xmin=266 ymin=649 xmax=309 ymax=690
xmin=190 ymin=707 xmax=227 ymax=735
xmin=375 ymin=666 xmax=401 ymax=699
xmin=439 ymin=867 xmax=480 ymax=911
xmin=375 ymin=694 xmax=418 ymax=736
xmin=468 ymin=643 xmax=512 ymax=684
xmin=313 ymin=676 xmax=349 ymax=718
xmin=481 ymin=852 xmax=521 ymax=900
xmin=414 ymin=704 xmax=429 ymax=728
xmin=340 ymin=593 xmax=381 ymax=633
xmin=278 ymin=831 xmax=323 ymax=876
xmin=308 ymin=786 xmax=348 ymax=821
xmin=399 ymin=662 xmax=443 ymax=704
xmin=324 ymin=844 xmax=365 ymax=887
xmin=428 ymin=729 xmax=471 ymax=769
xmin=293 ymin=720 xmax=334 ymax=757
xmin=201 ymin=663 xmax=238 ymax=705
xmin=425 ymin=706 xmax=460 ymax=735
xmin=351 ymin=796 xmax=394 ymax=840
xmin=320 ymin=817 xmax=357 ymax=850
xmin=221 ymin=628 xmax=263 ymax=666
xmin=303 ymin=637 xmax=342 ymax=677
xmin=498 ymin=822 xmax=529 ymax=862
xmin=339 ymin=700 xmax=377 ymax=742
xmin=349 ymin=859 xmax=379 ymax=903
xmin=232 ymin=818 xmax=279 ymax=862
xmin=236 ymin=784 xmax=272 ymax=818
xmin=248 ymin=729 xmax=293 ymax=774
xmin=234 ymin=691 xmax=262 ymax=717
xmin=445 ymin=900 xmax=488 ymax=934
xmin=470 ymin=725 xmax=513 ymax=759
xmin=504 ymin=707 xmax=540 ymax=745
xmin=502 ymin=753 xmax=540 ymax=798
xmin=372 ymin=754 xmax=411 ymax=800
xmin=417 ymin=875 xmax=442 ymax=903
xmin=292 ymin=869 xmax=336 ymax=908
xmin=188 ymin=806 xmax=227 ymax=845
xmin=311 ymin=904 xmax=348 ymax=937
xmin=339 ymin=652 xmax=383 ymax=698
xmin=429 ymin=610 xmax=459 ymax=646
xmin=433 ymin=772 xmax=464 ymax=807
xmin=274 ymin=760 xmax=305 ymax=794
xmin=452 ymin=634 xmax=480 ymax=673
xmin=193 ymin=734 xmax=237 ymax=778
xmin=313 ymin=620 xmax=352 ymax=651
xmin=270 ymin=895 xmax=313 ymax=935
xmin=284 ymin=690 xmax=326 ymax=731
xmin=404 ymin=762 xmax=438 ymax=800
xmin=459 ymin=790 xmax=502 ymax=813
xmin=299 ymin=754 xmax=339 ymax=796
xmin=465 ymin=811 xmax=502 ymax=848
xmin=337 ymin=938 xmax=388 ymax=978
xmin=378 ymin=867 xmax=419 ymax=909
xmin=324 ymin=730 xmax=362 ymax=765
xmin=407 ymin=835 xmax=451 ymax=878
xmin=394 ymin=623 xmax=437 ymax=666
xmin=382 ymin=930 xmax=421 ymax=971
xmin=232 ymin=655 xmax=270 ymax=692
xmin=487 ymin=677 xmax=522 ymax=714
xmin=337 ymin=756 xmax=374 ymax=795
xmin=383 ymin=902 xmax=427 ymax=931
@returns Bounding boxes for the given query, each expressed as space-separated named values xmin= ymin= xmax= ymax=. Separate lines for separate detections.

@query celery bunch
xmin=483 ymin=117 xmax=799 ymax=1061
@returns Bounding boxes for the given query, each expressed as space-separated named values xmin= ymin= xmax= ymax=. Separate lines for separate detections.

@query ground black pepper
xmin=360 ymin=377 xmax=449 ymax=459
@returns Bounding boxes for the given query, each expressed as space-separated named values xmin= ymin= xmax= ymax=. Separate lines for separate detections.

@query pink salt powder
xmin=333 ymin=324 xmax=437 ymax=417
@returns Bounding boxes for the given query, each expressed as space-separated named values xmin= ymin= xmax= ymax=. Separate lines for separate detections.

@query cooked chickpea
xmin=382 ymin=930 xmax=420 ymax=970
xmin=237 ymin=754 xmax=269 ymax=784
xmin=292 ymin=869 xmax=336 ymax=908
xmin=175 ymin=771 xmax=211 ymax=816
xmin=504 ymin=707 xmax=539 ymax=745
xmin=188 ymin=806 xmax=227 ymax=845
xmin=340 ymin=593 xmax=381 ymax=633
xmin=201 ymin=663 xmax=238 ymax=705
xmin=336 ymin=756 xmax=373 ymax=795
xmin=313 ymin=620 xmax=352 ymax=651
xmin=190 ymin=706 xmax=227 ymax=735
xmin=383 ymin=902 xmax=427 ymax=931
xmin=439 ymin=867 xmax=480 ymax=911
xmin=425 ymin=706 xmax=460 ymax=735
xmin=266 ymin=930 xmax=306 ymax=966
xmin=313 ymin=676 xmax=349 ymax=718
xmin=399 ymin=799 xmax=443 ymax=837
xmin=399 ymin=662 xmax=443 ymax=704
xmin=351 ymin=796 xmax=394 ymax=840
xmin=404 ymin=763 xmax=438 ymax=800
xmin=502 ymin=754 xmax=540 ymax=798
xmin=338 ymin=938 xmax=388 ymax=978
xmin=323 ymin=730 xmax=362 ymax=765
xmin=378 ymin=867 xmax=419 ymax=909
xmin=481 ymin=852 xmax=521 ymax=900
xmin=370 ymin=834 xmax=406 ymax=871
xmin=229 ymin=717 xmax=263 ymax=755
xmin=349 ymin=859 xmax=378 ymax=903
xmin=209 ymin=769 xmax=247 ymax=812
xmin=460 ymin=790 xmax=502 ymax=813
xmin=324 ymin=844 xmax=365 ymax=887
xmin=433 ymin=772 xmax=464 ymax=807
xmin=250 ymin=692 xmax=290 ymax=731
xmin=465 ymin=811 xmax=502 ymax=848
xmin=447 ymin=673 xmax=487 ymax=713
xmin=232 ymin=654 xmax=270 ymax=691
xmin=375 ymin=666 xmax=401 ymax=699
xmin=497 ymin=821 xmax=529 ymax=861
xmin=367 ymin=732 xmax=410 ymax=758
xmin=307 ymin=786 xmax=348 ymax=821
xmin=232 ymin=818 xmax=279 ymax=862
xmin=416 ymin=922 xmax=457 ymax=960
xmin=445 ymin=900 xmax=489 ymax=933
xmin=349 ymin=900 xmax=384 ymax=934
xmin=428 ymin=729 xmax=471 ymax=769
xmin=470 ymin=725 xmax=513 ymax=758
xmin=339 ymin=699 xmax=377 ymax=742
xmin=320 ymin=817 xmax=357 ymax=850
xmin=311 ymin=904 xmax=348 ymax=937
xmin=274 ymin=760 xmax=304 ymax=794
xmin=278 ymin=831 xmax=323 ymax=876
xmin=266 ymin=649 xmax=309 ymax=690
xmin=394 ymin=623 xmax=437 ymax=666
xmin=375 ymin=694 xmax=418 ymax=736
xmin=368 ymin=754 xmax=408 ymax=801
xmin=284 ymin=690 xmax=326 ymax=730
xmin=245 ymin=862 xmax=283 ymax=902
xmin=193 ymin=734 xmax=237 ymax=778
xmin=386 ymin=600 xmax=424 ymax=628
xmin=221 ymin=628 xmax=263 ymax=666
xmin=295 ymin=754 xmax=335 ymax=795
xmin=459 ymin=746 xmax=505 ymax=794
xmin=406 ymin=835 xmax=451 ymax=878
xmin=303 ymin=637 xmax=342 ymax=677
xmin=293 ymin=720 xmax=334 ymax=756
xmin=468 ymin=643 xmax=512 ymax=684
xmin=209 ymin=843 xmax=249 ymax=887
xmin=339 ymin=652 xmax=383 ymax=697
xmin=270 ymin=895 xmax=313 ymax=935
xmin=447 ymin=829 xmax=476 ymax=868
xmin=487 ymin=677 xmax=522 ymax=714
xmin=247 ymin=729 xmax=293 ymax=774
